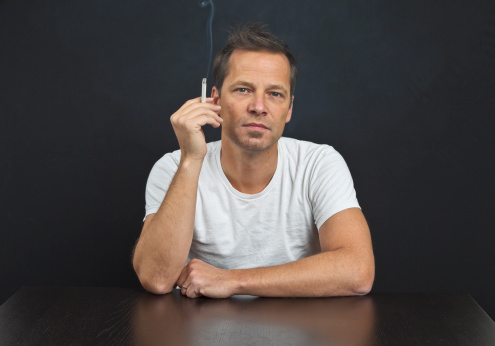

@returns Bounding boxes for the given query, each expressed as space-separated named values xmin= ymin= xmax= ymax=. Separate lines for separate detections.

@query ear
xmin=286 ymin=95 xmax=294 ymax=123
xmin=212 ymin=86 xmax=221 ymax=105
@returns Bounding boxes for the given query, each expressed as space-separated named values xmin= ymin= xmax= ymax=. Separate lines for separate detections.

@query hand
xmin=170 ymin=97 xmax=222 ymax=162
xmin=176 ymin=259 xmax=237 ymax=298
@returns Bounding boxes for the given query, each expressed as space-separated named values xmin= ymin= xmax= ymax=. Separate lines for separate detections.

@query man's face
xmin=212 ymin=49 xmax=293 ymax=152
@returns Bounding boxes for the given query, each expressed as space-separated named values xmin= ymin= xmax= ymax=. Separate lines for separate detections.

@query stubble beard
xmin=234 ymin=129 xmax=280 ymax=152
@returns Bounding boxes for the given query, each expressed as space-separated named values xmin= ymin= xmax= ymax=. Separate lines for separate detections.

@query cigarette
xmin=201 ymin=78 xmax=207 ymax=103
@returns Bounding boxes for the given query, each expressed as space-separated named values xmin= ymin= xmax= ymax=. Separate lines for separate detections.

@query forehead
xmin=226 ymin=50 xmax=291 ymax=87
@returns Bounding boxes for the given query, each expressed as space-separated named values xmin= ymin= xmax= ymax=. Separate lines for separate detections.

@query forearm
xmin=231 ymin=249 xmax=374 ymax=297
xmin=177 ymin=209 xmax=374 ymax=299
xmin=133 ymin=159 xmax=202 ymax=293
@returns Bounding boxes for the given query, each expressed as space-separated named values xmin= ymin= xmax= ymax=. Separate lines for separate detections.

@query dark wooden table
xmin=0 ymin=287 xmax=494 ymax=345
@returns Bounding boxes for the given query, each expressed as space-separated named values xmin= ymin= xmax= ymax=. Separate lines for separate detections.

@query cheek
xmin=222 ymin=104 xmax=239 ymax=121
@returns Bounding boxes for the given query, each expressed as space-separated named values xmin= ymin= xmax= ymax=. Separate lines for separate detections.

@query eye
xmin=270 ymin=91 xmax=285 ymax=98
xmin=236 ymin=88 xmax=249 ymax=93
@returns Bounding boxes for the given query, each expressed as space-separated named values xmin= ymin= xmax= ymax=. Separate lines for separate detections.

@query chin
xmin=238 ymin=137 xmax=276 ymax=152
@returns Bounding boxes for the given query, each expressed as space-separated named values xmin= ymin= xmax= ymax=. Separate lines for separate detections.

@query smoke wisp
xmin=200 ymin=0 xmax=215 ymax=80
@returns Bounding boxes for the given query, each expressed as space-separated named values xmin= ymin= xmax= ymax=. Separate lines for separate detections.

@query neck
xmin=220 ymin=141 xmax=279 ymax=195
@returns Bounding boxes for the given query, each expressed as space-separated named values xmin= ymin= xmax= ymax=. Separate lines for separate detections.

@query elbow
xmin=133 ymin=259 xmax=175 ymax=295
xmin=139 ymin=276 xmax=175 ymax=295
xmin=351 ymin=262 xmax=375 ymax=296
xmin=353 ymin=276 xmax=374 ymax=296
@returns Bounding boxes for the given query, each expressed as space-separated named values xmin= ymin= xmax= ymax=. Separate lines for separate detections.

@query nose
xmin=247 ymin=92 xmax=267 ymax=116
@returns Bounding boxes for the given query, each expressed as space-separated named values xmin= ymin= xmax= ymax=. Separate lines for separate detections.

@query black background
xmin=1 ymin=0 xmax=494 ymax=319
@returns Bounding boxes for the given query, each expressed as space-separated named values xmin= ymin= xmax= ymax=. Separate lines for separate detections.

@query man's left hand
xmin=176 ymin=259 xmax=238 ymax=298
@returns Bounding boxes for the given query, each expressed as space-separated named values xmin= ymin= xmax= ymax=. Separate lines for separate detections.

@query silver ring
xmin=182 ymin=286 xmax=188 ymax=290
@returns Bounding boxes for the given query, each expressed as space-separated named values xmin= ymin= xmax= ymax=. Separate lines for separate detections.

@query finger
xmin=192 ymin=114 xmax=223 ymax=128
xmin=177 ymin=97 xmax=203 ymax=111
xmin=175 ymin=111 xmax=223 ymax=131
xmin=179 ymin=102 xmax=221 ymax=118
xmin=200 ymin=96 xmax=216 ymax=104
xmin=185 ymin=96 xmax=215 ymax=105
xmin=184 ymin=282 xmax=204 ymax=299
xmin=172 ymin=104 xmax=222 ymax=124
xmin=181 ymin=278 xmax=198 ymax=297
xmin=182 ymin=107 xmax=222 ymax=123
xmin=186 ymin=286 xmax=201 ymax=298
xmin=192 ymin=96 xmax=216 ymax=104
xmin=181 ymin=284 xmax=190 ymax=296
xmin=177 ymin=97 xmax=217 ymax=114
xmin=176 ymin=266 xmax=189 ymax=289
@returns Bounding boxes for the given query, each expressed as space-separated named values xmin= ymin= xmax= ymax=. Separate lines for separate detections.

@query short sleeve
xmin=309 ymin=146 xmax=360 ymax=229
xmin=144 ymin=152 xmax=180 ymax=221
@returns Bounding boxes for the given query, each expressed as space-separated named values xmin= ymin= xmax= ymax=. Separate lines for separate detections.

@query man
xmin=132 ymin=24 xmax=374 ymax=298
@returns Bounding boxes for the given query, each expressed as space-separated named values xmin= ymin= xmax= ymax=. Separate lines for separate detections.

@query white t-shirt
xmin=144 ymin=137 xmax=360 ymax=270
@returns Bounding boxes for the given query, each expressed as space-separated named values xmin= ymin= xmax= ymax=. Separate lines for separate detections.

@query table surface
xmin=0 ymin=287 xmax=494 ymax=345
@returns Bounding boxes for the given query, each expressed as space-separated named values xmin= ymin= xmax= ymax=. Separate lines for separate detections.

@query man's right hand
xmin=170 ymin=97 xmax=222 ymax=162
xmin=133 ymin=97 xmax=222 ymax=294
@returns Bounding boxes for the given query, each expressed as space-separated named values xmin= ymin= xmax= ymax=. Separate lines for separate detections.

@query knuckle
xmin=177 ymin=117 xmax=187 ymax=127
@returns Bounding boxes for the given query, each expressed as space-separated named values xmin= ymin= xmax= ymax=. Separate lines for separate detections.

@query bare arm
xmin=176 ymin=207 xmax=374 ymax=298
xmin=132 ymin=97 xmax=222 ymax=294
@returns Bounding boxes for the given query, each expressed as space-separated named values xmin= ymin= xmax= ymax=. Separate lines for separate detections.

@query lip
xmin=243 ymin=123 xmax=269 ymax=130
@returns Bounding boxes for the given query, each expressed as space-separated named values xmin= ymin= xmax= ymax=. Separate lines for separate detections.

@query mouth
xmin=243 ymin=123 xmax=269 ymax=130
